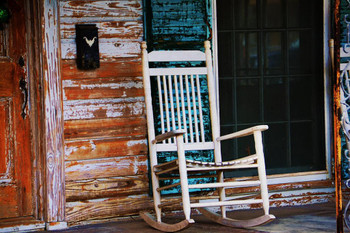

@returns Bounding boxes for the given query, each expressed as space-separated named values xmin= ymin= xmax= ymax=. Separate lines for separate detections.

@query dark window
xmin=217 ymin=0 xmax=325 ymax=175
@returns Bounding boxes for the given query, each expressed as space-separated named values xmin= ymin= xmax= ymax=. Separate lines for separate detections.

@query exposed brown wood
xmin=0 ymin=186 xmax=19 ymax=218
xmin=63 ymin=76 xmax=144 ymax=100
xmin=64 ymin=117 xmax=146 ymax=140
xmin=60 ymin=0 xmax=142 ymax=19
xmin=66 ymin=194 xmax=152 ymax=223
xmin=66 ymin=175 xmax=149 ymax=201
xmin=40 ymin=0 xmax=65 ymax=223
xmin=64 ymin=98 xmax=145 ymax=120
xmin=140 ymin=211 xmax=192 ymax=232
xmin=333 ymin=0 xmax=343 ymax=232
xmin=0 ymin=218 xmax=45 ymax=232
xmin=65 ymin=138 xmax=147 ymax=161
xmin=65 ymin=155 xmax=148 ymax=181
xmin=61 ymin=59 xmax=142 ymax=80
xmin=0 ymin=0 xmax=34 ymax=221
xmin=27 ymin=0 xmax=44 ymax=220
xmin=59 ymin=0 xmax=147 ymax=226
xmin=61 ymin=38 xmax=141 ymax=60
xmin=61 ymin=21 xmax=143 ymax=39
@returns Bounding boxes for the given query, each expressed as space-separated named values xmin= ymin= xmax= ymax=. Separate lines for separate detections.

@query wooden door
xmin=0 ymin=0 xmax=33 ymax=219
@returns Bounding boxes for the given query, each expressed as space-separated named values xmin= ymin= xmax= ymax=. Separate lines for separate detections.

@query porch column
xmin=39 ymin=0 xmax=67 ymax=230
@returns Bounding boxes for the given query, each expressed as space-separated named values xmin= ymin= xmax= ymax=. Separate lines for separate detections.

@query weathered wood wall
xmin=59 ymin=0 xmax=151 ymax=224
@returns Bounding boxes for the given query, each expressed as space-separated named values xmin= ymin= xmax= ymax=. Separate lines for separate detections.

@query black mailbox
xmin=75 ymin=24 xmax=100 ymax=70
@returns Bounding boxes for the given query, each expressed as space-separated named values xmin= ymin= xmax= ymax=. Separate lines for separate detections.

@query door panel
xmin=0 ymin=0 xmax=33 ymax=219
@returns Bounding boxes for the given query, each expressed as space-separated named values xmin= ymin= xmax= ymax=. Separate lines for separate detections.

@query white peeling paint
xmin=65 ymin=145 xmax=79 ymax=156
xmin=127 ymin=139 xmax=147 ymax=147
xmin=63 ymin=97 xmax=144 ymax=120
xmin=90 ymin=140 xmax=96 ymax=151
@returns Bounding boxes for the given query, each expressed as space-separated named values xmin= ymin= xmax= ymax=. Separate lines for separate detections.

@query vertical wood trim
xmin=40 ymin=0 xmax=65 ymax=224
xmin=333 ymin=0 xmax=343 ymax=232
xmin=26 ymin=0 xmax=44 ymax=220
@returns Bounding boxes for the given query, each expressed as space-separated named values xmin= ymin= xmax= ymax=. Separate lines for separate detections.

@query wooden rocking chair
xmin=140 ymin=41 xmax=275 ymax=232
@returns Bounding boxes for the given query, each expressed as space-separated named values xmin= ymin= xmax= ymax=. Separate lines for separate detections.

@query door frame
xmin=211 ymin=0 xmax=332 ymax=184
xmin=32 ymin=0 xmax=67 ymax=230
xmin=1 ymin=0 xmax=67 ymax=231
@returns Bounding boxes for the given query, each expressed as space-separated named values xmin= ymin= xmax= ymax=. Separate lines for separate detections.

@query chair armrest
xmin=216 ymin=125 xmax=268 ymax=141
xmin=152 ymin=129 xmax=186 ymax=144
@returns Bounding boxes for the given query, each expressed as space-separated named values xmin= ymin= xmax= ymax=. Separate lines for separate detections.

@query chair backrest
xmin=142 ymin=41 xmax=221 ymax=160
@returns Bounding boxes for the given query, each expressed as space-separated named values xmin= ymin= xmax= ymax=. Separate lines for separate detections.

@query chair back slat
xmin=150 ymin=72 xmax=210 ymax=147
xmin=143 ymin=41 xmax=218 ymax=153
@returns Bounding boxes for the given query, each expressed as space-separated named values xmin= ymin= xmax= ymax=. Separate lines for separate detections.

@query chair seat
xmin=154 ymin=155 xmax=258 ymax=175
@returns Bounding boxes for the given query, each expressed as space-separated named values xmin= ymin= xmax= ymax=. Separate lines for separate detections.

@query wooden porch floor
xmin=41 ymin=202 xmax=346 ymax=232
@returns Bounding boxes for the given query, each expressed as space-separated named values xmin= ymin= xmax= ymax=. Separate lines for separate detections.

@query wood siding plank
xmin=65 ymin=175 xmax=149 ymax=201
xmin=61 ymin=59 xmax=142 ymax=80
xmin=61 ymin=21 xmax=143 ymax=39
xmin=64 ymin=117 xmax=146 ymax=140
xmin=65 ymin=155 xmax=148 ymax=181
xmin=66 ymin=194 xmax=152 ymax=223
xmin=60 ymin=0 xmax=142 ymax=19
xmin=63 ymin=97 xmax=145 ymax=120
xmin=63 ymin=77 xmax=144 ymax=100
xmin=61 ymin=38 xmax=141 ymax=60
xmin=65 ymin=138 xmax=147 ymax=161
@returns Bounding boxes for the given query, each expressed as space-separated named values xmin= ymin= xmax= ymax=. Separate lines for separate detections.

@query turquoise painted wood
xmin=144 ymin=0 xmax=211 ymax=51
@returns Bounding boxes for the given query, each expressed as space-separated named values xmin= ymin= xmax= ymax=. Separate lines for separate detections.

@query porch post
xmin=333 ymin=0 xmax=343 ymax=232
xmin=39 ymin=0 xmax=67 ymax=230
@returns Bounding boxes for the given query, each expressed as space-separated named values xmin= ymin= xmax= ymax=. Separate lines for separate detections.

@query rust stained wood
xmin=66 ymin=194 xmax=152 ymax=223
xmin=333 ymin=0 xmax=342 ymax=232
xmin=65 ymin=155 xmax=148 ymax=181
xmin=63 ymin=97 xmax=145 ymax=120
xmin=61 ymin=21 xmax=143 ymax=39
xmin=65 ymin=138 xmax=147 ymax=161
xmin=61 ymin=59 xmax=142 ymax=80
xmin=0 ymin=186 xmax=19 ymax=218
xmin=0 ymin=0 xmax=33 ymax=220
xmin=40 ymin=0 xmax=65 ymax=223
xmin=64 ymin=117 xmax=146 ymax=140
xmin=63 ymin=77 xmax=144 ymax=100
xmin=65 ymin=175 xmax=149 ymax=201
xmin=60 ymin=0 xmax=142 ymax=19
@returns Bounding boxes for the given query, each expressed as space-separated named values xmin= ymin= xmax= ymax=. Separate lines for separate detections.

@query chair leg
xmin=254 ymin=131 xmax=271 ymax=215
xmin=176 ymin=135 xmax=192 ymax=221
xmin=218 ymin=171 xmax=226 ymax=218
xmin=151 ymin=169 xmax=162 ymax=222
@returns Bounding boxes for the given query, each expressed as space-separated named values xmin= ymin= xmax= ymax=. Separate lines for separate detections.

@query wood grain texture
xmin=66 ymin=194 xmax=152 ymax=223
xmin=61 ymin=21 xmax=142 ymax=39
xmin=65 ymin=155 xmax=148 ymax=181
xmin=61 ymin=59 xmax=142 ymax=80
xmin=65 ymin=175 xmax=149 ymax=201
xmin=65 ymin=138 xmax=147 ymax=161
xmin=61 ymin=38 xmax=141 ymax=60
xmin=63 ymin=76 xmax=144 ymax=100
xmin=60 ymin=0 xmax=142 ymax=19
xmin=0 ymin=186 xmax=19 ymax=218
xmin=41 ymin=0 xmax=65 ymax=222
xmin=63 ymin=97 xmax=145 ymax=120
xmin=59 ymin=0 xmax=147 ymax=224
xmin=64 ymin=117 xmax=146 ymax=140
